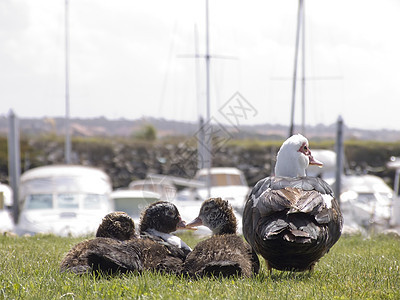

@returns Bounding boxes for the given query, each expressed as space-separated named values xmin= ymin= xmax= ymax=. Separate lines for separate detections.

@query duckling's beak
xmin=176 ymin=218 xmax=196 ymax=231
xmin=176 ymin=219 xmax=188 ymax=230
xmin=185 ymin=216 xmax=202 ymax=230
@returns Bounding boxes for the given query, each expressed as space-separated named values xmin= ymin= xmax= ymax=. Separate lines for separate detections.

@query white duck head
xmin=274 ymin=134 xmax=323 ymax=177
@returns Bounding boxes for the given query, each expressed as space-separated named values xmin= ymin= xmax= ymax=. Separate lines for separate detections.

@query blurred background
xmin=1 ymin=0 xmax=400 ymax=237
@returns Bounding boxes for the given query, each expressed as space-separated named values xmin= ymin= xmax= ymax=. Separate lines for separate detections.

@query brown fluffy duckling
xmin=60 ymin=211 xmax=137 ymax=274
xmin=95 ymin=210 xmax=136 ymax=240
xmin=86 ymin=201 xmax=191 ymax=274
xmin=184 ymin=198 xmax=259 ymax=278
xmin=243 ymin=134 xmax=343 ymax=272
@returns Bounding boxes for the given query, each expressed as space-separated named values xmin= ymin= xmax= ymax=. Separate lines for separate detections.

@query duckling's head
xmin=96 ymin=211 xmax=136 ymax=241
xmin=187 ymin=197 xmax=237 ymax=235
xmin=139 ymin=201 xmax=186 ymax=234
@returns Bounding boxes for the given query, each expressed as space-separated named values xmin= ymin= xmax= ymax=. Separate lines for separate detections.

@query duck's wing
xmin=256 ymin=177 xmax=339 ymax=222
xmin=60 ymin=240 xmax=90 ymax=274
xmin=154 ymin=256 xmax=184 ymax=274
xmin=87 ymin=241 xmax=143 ymax=274
xmin=243 ymin=176 xmax=343 ymax=250
xmin=249 ymin=176 xmax=333 ymax=201
xmin=141 ymin=230 xmax=191 ymax=259
xmin=183 ymin=235 xmax=257 ymax=278
xmin=60 ymin=237 xmax=120 ymax=274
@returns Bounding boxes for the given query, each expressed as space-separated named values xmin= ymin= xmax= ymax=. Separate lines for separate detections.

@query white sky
xmin=1 ymin=0 xmax=400 ymax=131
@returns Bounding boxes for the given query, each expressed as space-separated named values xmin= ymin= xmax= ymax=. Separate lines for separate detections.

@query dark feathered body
xmin=86 ymin=237 xmax=183 ymax=274
xmin=60 ymin=212 xmax=138 ymax=274
xmin=135 ymin=238 xmax=184 ymax=273
xmin=61 ymin=202 xmax=190 ymax=275
xmin=93 ymin=201 xmax=190 ymax=274
xmin=60 ymin=237 xmax=143 ymax=274
xmin=184 ymin=234 xmax=257 ymax=277
xmin=243 ymin=176 xmax=343 ymax=271
xmin=139 ymin=231 xmax=189 ymax=260
xmin=184 ymin=198 xmax=259 ymax=277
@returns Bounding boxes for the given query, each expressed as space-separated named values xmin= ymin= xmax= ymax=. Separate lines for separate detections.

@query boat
xmin=15 ymin=165 xmax=113 ymax=237
xmin=111 ymin=189 xmax=161 ymax=227
xmin=173 ymin=167 xmax=249 ymax=235
xmin=307 ymin=149 xmax=337 ymax=185
xmin=128 ymin=177 xmax=177 ymax=202
xmin=175 ymin=168 xmax=250 ymax=210
xmin=0 ymin=183 xmax=14 ymax=233
xmin=340 ymin=174 xmax=393 ymax=232
xmin=307 ymin=149 xmax=394 ymax=233
xmin=191 ymin=167 xmax=249 ymax=213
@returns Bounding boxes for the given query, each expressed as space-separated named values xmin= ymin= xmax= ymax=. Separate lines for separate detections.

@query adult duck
xmin=243 ymin=134 xmax=343 ymax=272
xmin=184 ymin=197 xmax=259 ymax=277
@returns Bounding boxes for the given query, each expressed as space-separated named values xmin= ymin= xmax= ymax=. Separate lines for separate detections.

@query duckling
xmin=184 ymin=198 xmax=259 ymax=278
xmin=139 ymin=201 xmax=192 ymax=259
xmin=60 ymin=211 xmax=138 ymax=274
xmin=95 ymin=210 xmax=136 ymax=240
xmin=87 ymin=201 xmax=191 ymax=274
xmin=243 ymin=134 xmax=343 ymax=272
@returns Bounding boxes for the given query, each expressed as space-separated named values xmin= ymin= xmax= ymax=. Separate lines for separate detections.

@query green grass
xmin=1 ymin=232 xmax=400 ymax=299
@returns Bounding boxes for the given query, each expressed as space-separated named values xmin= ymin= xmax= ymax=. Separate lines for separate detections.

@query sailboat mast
xmin=205 ymin=0 xmax=211 ymax=124
xmin=65 ymin=0 xmax=71 ymax=164
xmin=289 ymin=0 xmax=304 ymax=137
xmin=301 ymin=0 xmax=306 ymax=134
xmin=205 ymin=0 xmax=211 ymax=197
xmin=194 ymin=24 xmax=205 ymax=170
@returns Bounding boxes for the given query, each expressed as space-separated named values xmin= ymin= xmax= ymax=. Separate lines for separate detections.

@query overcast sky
xmin=1 ymin=0 xmax=400 ymax=131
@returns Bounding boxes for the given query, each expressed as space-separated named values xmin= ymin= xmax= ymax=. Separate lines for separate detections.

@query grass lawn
xmin=0 ymin=232 xmax=399 ymax=299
